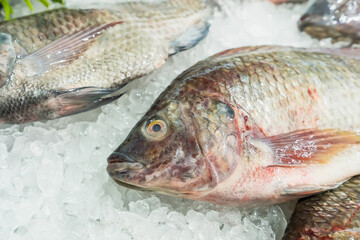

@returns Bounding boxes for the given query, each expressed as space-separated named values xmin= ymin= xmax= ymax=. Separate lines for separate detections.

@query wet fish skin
xmin=299 ymin=0 xmax=360 ymax=43
xmin=0 ymin=0 xmax=211 ymax=123
xmin=283 ymin=176 xmax=360 ymax=240
xmin=270 ymin=0 xmax=307 ymax=4
xmin=107 ymin=46 xmax=360 ymax=207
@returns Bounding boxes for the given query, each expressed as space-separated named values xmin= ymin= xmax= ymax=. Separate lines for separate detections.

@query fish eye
xmin=145 ymin=118 xmax=168 ymax=138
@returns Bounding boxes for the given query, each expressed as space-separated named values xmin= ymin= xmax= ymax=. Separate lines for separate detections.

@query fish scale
xmin=0 ymin=1 xmax=206 ymax=53
xmin=284 ymin=176 xmax=360 ymax=239
xmin=107 ymin=46 xmax=360 ymax=207
xmin=0 ymin=0 xmax=212 ymax=123
xmin=0 ymin=9 xmax=110 ymax=53
xmin=216 ymin=50 xmax=360 ymax=134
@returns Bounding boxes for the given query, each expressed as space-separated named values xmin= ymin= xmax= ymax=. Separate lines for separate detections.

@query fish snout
xmin=298 ymin=14 xmax=314 ymax=31
xmin=108 ymin=151 xmax=134 ymax=164
xmin=107 ymin=152 xmax=144 ymax=175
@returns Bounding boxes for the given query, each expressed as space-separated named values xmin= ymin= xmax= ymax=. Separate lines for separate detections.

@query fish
xmin=283 ymin=176 xmax=360 ymax=239
xmin=299 ymin=0 xmax=360 ymax=43
xmin=0 ymin=0 xmax=212 ymax=123
xmin=107 ymin=45 xmax=360 ymax=207
xmin=269 ymin=0 xmax=307 ymax=4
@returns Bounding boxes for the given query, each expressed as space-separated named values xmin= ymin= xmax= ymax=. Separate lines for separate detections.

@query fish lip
xmin=107 ymin=151 xmax=135 ymax=164
xmin=298 ymin=14 xmax=316 ymax=31
xmin=298 ymin=15 xmax=329 ymax=32
xmin=107 ymin=161 xmax=144 ymax=173
xmin=111 ymin=178 xmax=151 ymax=191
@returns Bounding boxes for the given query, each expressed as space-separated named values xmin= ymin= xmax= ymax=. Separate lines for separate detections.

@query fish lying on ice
xmin=283 ymin=176 xmax=360 ymax=239
xmin=269 ymin=0 xmax=307 ymax=4
xmin=0 ymin=0 xmax=212 ymax=123
xmin=107 ymin=46 xmax=360 ymax=207
xmin=299 ymin=0 xmax=360 ymax=43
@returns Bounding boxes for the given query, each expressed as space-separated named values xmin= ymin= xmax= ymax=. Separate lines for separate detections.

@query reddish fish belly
xmin=194 ymin=166 xmax=300 ymax=207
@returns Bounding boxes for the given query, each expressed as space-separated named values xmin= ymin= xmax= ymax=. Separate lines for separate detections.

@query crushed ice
xmin=1 ymin=0 xmax=327 ymax=239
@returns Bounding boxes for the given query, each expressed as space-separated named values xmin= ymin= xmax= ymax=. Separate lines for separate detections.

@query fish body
xmin=107 ymin=46 xmax=360 ymax=207
xmin=0 ymin=0 xmax=211 ymax=123
xmin=299 ymin=0 xmax=360 ymax=43
xmin=284 ymin=176 xmax=360 ymax=240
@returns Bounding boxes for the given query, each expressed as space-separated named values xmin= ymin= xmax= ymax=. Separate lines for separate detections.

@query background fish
xmin=107 ymin=46 xmax=360 ymax=207
xmin=0 ymin=0 xmax=212 ymax=123
xmin=269 ymin=0 xmax=307 ymax=4
xmin=299 ymin=0 xmax=360 ymax=43
xmin=283 ymin=176 xmax=360 ymax=239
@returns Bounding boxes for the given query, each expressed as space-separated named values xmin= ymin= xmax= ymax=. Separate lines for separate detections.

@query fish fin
xmin=169 ymin=21 xmax=210 ymax=55
xmin=48 ymin=85 xmax=126 ymax=117
xmin=280 ymin=179 xmax=348 ymax=197
xmin=0 ymin=32 xmax=15 ymax=88
xmin=261 ymin=129 xmax=360 ymax=167
xmin=19 ymin=21 xmax=123 ymax=77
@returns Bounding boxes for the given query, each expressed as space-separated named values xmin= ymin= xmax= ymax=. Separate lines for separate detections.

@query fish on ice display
xmin=299 ymin=0 xmax=360 ymax=43
xmin=2 ymin=0 xmax=360 ymax=239
xmin=107 ymin=45 xmax=360 ymax=207
xmin=0 ymin=0 xmax=211 ymax=123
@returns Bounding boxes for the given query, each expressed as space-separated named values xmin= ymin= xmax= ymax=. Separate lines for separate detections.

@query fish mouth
xmin=298 ymin=15 xmax=324 ymax=32
xmin=107 ymin=153 xmax=201 ymax=197
xmin=106 ymin=152 xmax=149 ymax=191
xmin=107 ymin=151 xmax=145 ymax=174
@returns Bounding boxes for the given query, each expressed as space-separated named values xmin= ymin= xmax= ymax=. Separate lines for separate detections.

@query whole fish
xmin=299 ymin=0 xmax=360 ymax=43
xmin=0 ymin=0 xmax=212 ymax=123
xmin=283 ymin=176 xmax=360 ymax=239
xmin=107 ymin=46 xmax=360 ymax=207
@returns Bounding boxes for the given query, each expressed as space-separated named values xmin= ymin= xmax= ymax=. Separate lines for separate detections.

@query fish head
xmin=298 ymin=0 xmax=360 ymax=42
xmin=107 ymin=93 xmax=240 ymax=199
xmin=298 ymin=0 xmax=331 ymax=32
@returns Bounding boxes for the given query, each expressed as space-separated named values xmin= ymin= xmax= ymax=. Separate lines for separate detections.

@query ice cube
xmin=15 ymin=201 xmax=35 ymax=225
xmin=37 ymin=158 xmax=64 ymax=197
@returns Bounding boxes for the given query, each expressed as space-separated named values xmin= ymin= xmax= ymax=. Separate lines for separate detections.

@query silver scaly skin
xmin=107 ymin=46 xmax=360 ymax=207
xmin=0 ymin=0 xmax=212 ymax=123
xmin=284 ymin=176 xmax=360 ymax=240
xmin=299 ymin=0 xmax=360 ymax=43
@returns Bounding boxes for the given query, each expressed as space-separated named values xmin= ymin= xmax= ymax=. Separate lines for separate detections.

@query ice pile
xmin=0 ymin=0 xmax=328 ymax=239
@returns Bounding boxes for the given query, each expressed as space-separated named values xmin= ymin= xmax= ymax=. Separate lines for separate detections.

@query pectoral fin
xmin=262 ymin=129 xmax=360 ymax=167
xmin=18 ymin=21 xmax=123 ymax=77
xmin=0 ymin=32 xmax=15 ymax=88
